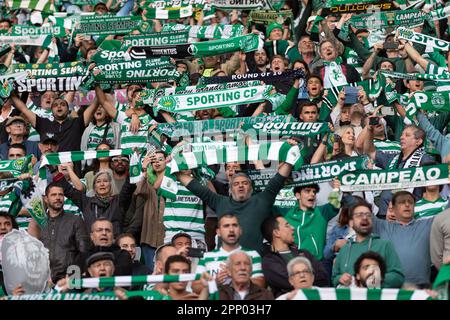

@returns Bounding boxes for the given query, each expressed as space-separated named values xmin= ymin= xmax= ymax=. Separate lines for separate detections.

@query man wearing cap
xmin=264 ymin=22 xmax=294 ymax=60
xmin=284 ymin=183 xmax=340 ymax=261
xmin=84 ymin=251 xmax=116 ymax=293
xmin=32 ymin=133 xmax=59 ymax=176
xmin=0 ymin=116 xmax=40 ymax=160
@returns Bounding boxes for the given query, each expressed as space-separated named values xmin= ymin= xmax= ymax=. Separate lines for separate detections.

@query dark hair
xmin=378 ymin=59 xmax=396 ymax=72
xmin=298 ymin=101 xmax=319 ymax=115
xmin=261 ymin=214 xmax=284 ymax=244
xmin=270 ymin=54 xmax=287 ymax=65
xmin=91 ymin=218 xmax=113 ymax=232
xmin=353 ymin=251 xmax=386 ymax=283
xmin=306 ymin=74 xmax=323 ymax=86
xmin=355 ymin=28 xmax=369 ymax=36
xmin=292 ymin=59 xmax=310 ymax=77
xmin=0 ymin=212 xmax=19 ymax=230
xmin=392 ymin=191 xmax=416 ymax=206
xmin=293 ymin=184 xmax=320 ymax=195
xmin=116 ymin=233 xmax=136 ymax=246
xmin=0 ymin=19 xmax=12 ymax=27
xmin=8 ymin=143 xmax=27 ymax=155
xmin=164 ymin=254 xmax=191 ymax=274
xmin=44 ymin=182 xmax=63 ymax=196
xmin=403 ymin=125 xmax=426 ymax=146
xmin=349 ymin=200 xmax=372 ymax=219
xmin=217 ymin=214 xmax=239 ymax=228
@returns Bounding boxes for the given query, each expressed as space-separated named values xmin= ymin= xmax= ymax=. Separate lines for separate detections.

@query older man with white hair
xmin=276 ymin=257 xmax=316 ymax=300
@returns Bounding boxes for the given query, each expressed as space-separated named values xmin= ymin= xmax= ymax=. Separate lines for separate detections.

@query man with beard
xmin=10 ymin=92 xmax=100 ymax=175
xmin=261 ymin=215 xmax=329 ymax=298
xmin=110 ymin=155 xmax=129 ymax=192
xmin=192 ymin=214 xmax=264 ymax=293
xmin=353 ymin=251 xmax=386 ymax=289
xmin=39 ymin=183 xmax=91 ymax=284
xmin=332 ymin=200 xmax=404 ymax=288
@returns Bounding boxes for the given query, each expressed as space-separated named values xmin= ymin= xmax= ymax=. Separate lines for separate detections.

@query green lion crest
xmin=159 ymin=96 xmax=178 ymax=112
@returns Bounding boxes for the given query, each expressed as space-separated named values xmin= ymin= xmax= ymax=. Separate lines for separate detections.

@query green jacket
xmin=332 ymin=234 xmax=405 ymax=288
xmin=284 ymin=203 xmax=339 ymax=260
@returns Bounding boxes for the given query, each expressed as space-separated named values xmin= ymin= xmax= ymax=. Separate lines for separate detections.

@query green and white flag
xmin=339 ymin=164 xmax=450 ymax=192
xmin=398 ymin=27 xmax=450 ymax=52
xmin=241 ymin=121 xmax=330 ymax=138
xmin=122 ymin=31 xmax=189 ymax=47
xmin=69 ymin=273 xmax=202 ymax=289
xmin=11 ymin=62 xmax=88 ymax=93
xmin=0 ymin=72 xmax=29 ymax=99
xmin=162 ymin=23 xmax=244 ymax=39
xmin=433 ymin=264 xmax=450 ymax=300
xmin=155 ymin=81 xmax=273 ymax=114
xmin=285 ymin=288 xmax=431 ymax=300
xmin=155 ymin=115 xmax=289 ymax=138
xmin=6 ymin=0 xmax=56 ymax=13
xmin=405 ymin=91 xmax=450 ymax=121
xmin=91 ymin=39 xmax=129 ymax=64
xmin=129 ymin=151 xmax=143 ymax=184
xmin=0 ymin=156 xmax=32 ymax=178
xmin=94 ymin=58 xmax=179 ymax=84
xmin=144 ymin=5 xmax=194 ymax=19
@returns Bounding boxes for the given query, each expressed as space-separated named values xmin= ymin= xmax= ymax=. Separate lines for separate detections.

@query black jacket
xmin=261 ymin=245 xmax=330 ymax=298
xmin=40 ymin=212 xmax=91 ymax=283
xmin=59 ymin=176 xmax=136 ymax=237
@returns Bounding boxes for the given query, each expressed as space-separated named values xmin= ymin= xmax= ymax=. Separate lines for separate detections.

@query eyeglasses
xmin=111 ymin=157 xmax=129 ymax=163
xmin=353 ymin=212 xmax=372 ymax=218
xmin=291 ymin=270 xmax=312 ymax=277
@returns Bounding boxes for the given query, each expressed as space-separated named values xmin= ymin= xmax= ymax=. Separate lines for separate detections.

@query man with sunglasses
xmin=110 ymin=155 xmax=129 ymax=192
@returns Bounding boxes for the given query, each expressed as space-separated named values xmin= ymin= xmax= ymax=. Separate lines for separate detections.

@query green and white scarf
xmin=162 ymin=23 xmax=244 ymax=39
xmin=286 ymin=288 xmax=431 ymax=300
xmin=7 ymin=290 xmax=171 ymax=300
xmin=74 ymin=15 xmax=148 ymax=36
xmin=323 ymin=57 xmax=348 ymax=88
xmin=241 ymin=121 xmax=330 ymax=138
xmin=10 ymin=24 xmax=67 ymax=37
xmin=70 ymin=273 xmax=202 ymax=289
xmin=0 ymin=71 xmax=29 ymax=98
xmin=246 ymin=156 xmax=369 ymax=191
xmin=159 ymin=141 xmax=303 ymax=199
xmin=94 ymin=58 xmax=179 ymax=84
xmin=325 ymin=0 xmax=395 ymax=13
xmin=144 ymin=5 xmax=194 ymax=19
xmin=381 ymin=70 xmax=450 ymax=82
xmin=339 ymin=163 xmax=449 ymax=192
xmin=248 ymin=9 xmax=294 ymax=25
xmin=0 ymin=156 xmax=32 ymax=178
xmin=5 ymin=0 xmax=56 ymax=12
xmin=142 ymin=0 xmax=208 ymax=9
xmin=91 ymin=39 xmax=129 ymax=64
xmin=398 ymin=27 xmax=450 ymax=52
xmin=12 ymin=62 xmax=88 ymax=92
xmin=350 ymin=9 xmax=427 ymax=29
xmin=122 ymin=31 xmax=189 ymax=47
xmin=155 ymin=115 xmax=289 ymax=138
xmin=405 ymin=91 xmax=450 ymax=117
xmin=154 ymin=82 xmax=273 ymax=115
xmin=129 ymin=33 xmax=262 ymax=59
xmin=213 ymin=0 xmax=270 ymax=10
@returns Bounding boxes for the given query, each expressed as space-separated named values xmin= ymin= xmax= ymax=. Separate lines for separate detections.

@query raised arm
xmin=83 ymin=97 xmax=100 ymax=127
xmin=362 ymin=118 xmax=377 ymax=160
xmin=361 ymin=43 xmax=382 ymax=80
xmin=401 ymin=40 xmax=429 ymax=71
xmin=10 ymin=91 xmax=37 ymax=127
xmin=94 ymin=85 xmax=117 ymax=119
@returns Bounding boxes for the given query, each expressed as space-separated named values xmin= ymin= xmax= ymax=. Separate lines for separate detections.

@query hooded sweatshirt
xmin=332 ymin=234 xmax=405 ymax=288
xmin=284 ymin=203 xmax=339 ymax=260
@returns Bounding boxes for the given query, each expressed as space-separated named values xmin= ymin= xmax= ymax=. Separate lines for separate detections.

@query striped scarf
xmin=283 ymin=288 xmax=432 ymax=300
xmin=5 ymin=0 xmax=56 ymax=13
xmin=159 ymin=141 xmax=303 ymax=199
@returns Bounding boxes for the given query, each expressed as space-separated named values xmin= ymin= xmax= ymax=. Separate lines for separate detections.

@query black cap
xmin=40 ymin=133 xmax=58 ymax=144
xmin=86 ymin=251 xmax=115 ymax=268
xmin=293 ymin=183 xmax=320 ymax=194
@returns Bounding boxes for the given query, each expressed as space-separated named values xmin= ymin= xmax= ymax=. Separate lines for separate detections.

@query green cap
xmin=266 ymin=22 xmax=283 ymax=38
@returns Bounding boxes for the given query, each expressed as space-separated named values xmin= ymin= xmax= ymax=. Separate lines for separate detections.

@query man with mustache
xmin=192 ymin=214 xmax=264 ymax=294
xmin=332 ymin=200 xmax=404 ymax=288
xmin=39 ymin=182 xmax=91 ymax=284
xmin=218 ymin=251 xmax=273 ymax=300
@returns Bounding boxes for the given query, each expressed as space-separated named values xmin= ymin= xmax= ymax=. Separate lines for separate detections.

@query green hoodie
xmin=284 ymin=203 xmax=339 ymax=260
xmin=332 ymin=234 xmax=405 ymax=288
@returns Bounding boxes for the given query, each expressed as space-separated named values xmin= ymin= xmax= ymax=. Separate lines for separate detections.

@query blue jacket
xmin=417 ymin=112 xmax=450 ymax=160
